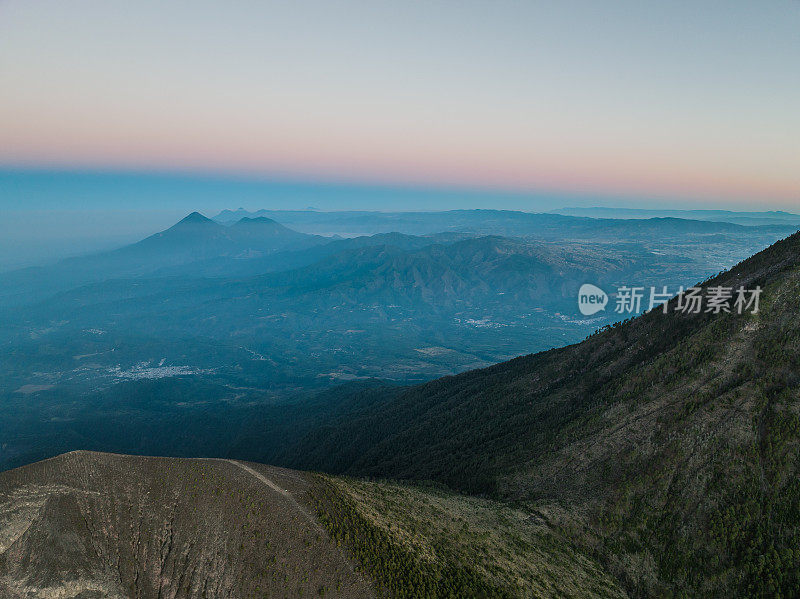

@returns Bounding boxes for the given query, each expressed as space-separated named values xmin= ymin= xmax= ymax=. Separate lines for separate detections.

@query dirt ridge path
xmin=222 ymin=459 xmax=322 ymax=529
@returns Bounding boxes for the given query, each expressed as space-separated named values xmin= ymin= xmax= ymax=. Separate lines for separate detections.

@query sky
xmin=0 ymin=0 xmax=798 ymax=212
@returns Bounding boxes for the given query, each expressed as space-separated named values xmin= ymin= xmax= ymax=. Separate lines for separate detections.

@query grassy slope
xmin=312 ymin=475 xmax=627 ymax=599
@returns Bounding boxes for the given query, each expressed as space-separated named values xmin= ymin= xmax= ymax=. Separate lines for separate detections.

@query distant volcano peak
xmin=176 ymin=211 xmax=215 ymax=225
xmin=234 ymin=216 xmax=279 ymax=225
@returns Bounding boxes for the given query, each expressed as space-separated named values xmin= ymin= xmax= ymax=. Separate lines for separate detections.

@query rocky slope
xmin=0 ymin=452 xmax=374 ymax=598
xmin=0 ymin=451 xmax=622 ymax=599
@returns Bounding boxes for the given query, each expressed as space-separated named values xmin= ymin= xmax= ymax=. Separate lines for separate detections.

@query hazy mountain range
xmin=552 ymin=207 xmax=800 ymax=226
xmin=3 ymin=228 xmax=800 ymax=597
xmin=213 ymin=207 xmax=798 ymax=239
xmin=1 ymin=210 xmax=797 ymax=470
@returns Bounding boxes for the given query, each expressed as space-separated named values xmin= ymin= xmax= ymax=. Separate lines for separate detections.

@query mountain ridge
xmin=212 ymin=208 xmax=798 ymax=239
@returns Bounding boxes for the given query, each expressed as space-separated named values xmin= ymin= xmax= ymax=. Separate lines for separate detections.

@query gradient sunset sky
xmin=1 ymin=0 xmax=798 ymax=209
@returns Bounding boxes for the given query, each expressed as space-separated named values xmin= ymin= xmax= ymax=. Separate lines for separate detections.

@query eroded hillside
xmin=0 ymin=452 xmax=373 ymax=598
xmin=0 ymin=452 xmax=626 ymax=599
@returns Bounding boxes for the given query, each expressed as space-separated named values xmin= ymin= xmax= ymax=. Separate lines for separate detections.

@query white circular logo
xmin=578 ymin=283 xmax=608 ymax=316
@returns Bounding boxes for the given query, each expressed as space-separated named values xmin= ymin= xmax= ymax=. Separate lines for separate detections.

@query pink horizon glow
xmin=1 ymin=0 xmax=798 ymax=209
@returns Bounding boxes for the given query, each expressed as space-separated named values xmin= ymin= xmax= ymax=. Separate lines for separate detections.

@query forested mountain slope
xmin=279 ymin=230 xmax=800 ymax=597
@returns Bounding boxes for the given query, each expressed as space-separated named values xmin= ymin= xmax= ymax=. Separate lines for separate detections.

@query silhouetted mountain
xmin=0 ymin=213 xmax=325 ymax=305
xmin=232 ymin=215 xmax=312 ymax=238
xmin=119 ymin=211 xmax=321 ymax=264
xmin=232 ymin=215 xmax=289 ymax=228
xmin=214 ymin=207 xmax=255 ymax=222
xmin=177 ymin=210 xmax=215 ymax=225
